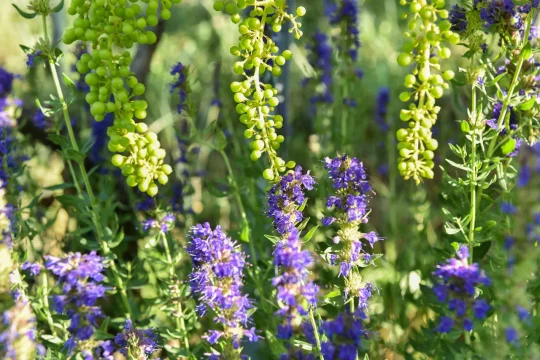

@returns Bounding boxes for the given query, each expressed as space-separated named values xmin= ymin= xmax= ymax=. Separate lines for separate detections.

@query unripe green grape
xmin=127 ymin=76 xmax=138 ymax=88
xmin=281 ymin=50 xmax=293 ymax=61
xmin=296 ymin=6 xmax=306 ymax=16
xmin=252 ymin=140 xmax=265 ymax=150
xmin=126 ymin=175 xmax=138 ymax=187
xmin=262 ymin=168 xmax=274 ymax=180
xmin=111 ymin=154 xmax=125 ymax=167
xmin=85 ymin=73 xmax=99 ymax=86
xmin=244 ymin=129 xmax=254 ymax=138
xmin=111 ymin=77 xmax=124 ymax=90
xmin=442 ymin=70 xmax=455 ymax=81
xmin=158 ymin=174 xmax=169 ymax=185
xmin=272 ymin=67 xmax=282 ymax=76
xmin=138 ymin=179 xmax=150 ymax=193
xmin=147 ymin=15 xmax=158 ymax=26
xmin=439 ymin=47 xmax=451 ymax=59
xmin=399 ymin=92 xmax=411 ymax=102
xmin=426 ymin=138 xmax=438 ymax=150
xmin=250 ymin=150 xmax=262 ymax=161
xmin=161 ymin=8 xmax=171 ymax=20
xmin=396 ymin=129 xmax=409 ymax=141
xmin=397 ymin=53 xmax=412 ymax=67
xmin=213 ymin=1 xmax=224 ymax=11
xmin=147 ymin=183 xmax=158 ymax=197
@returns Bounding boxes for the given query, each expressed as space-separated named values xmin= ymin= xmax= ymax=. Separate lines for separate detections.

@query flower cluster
xmin=186 ymin=223 xmax=257 ymax=354
xmin=217 ymin=1 xmax=305 ymax=180
xmin=45 ymin=251 xmax=106 ymax=353
xmin=267 ymin=166 xmax=315 ymax=234
xmin=433 ymin=246 xmax=491 ymax=332
xmin=0 ymin=299 xmax=44 ymax=360
xmin=375 ymin=87 xmax=390 ymax=132
xmin=273 ymin=229 xmax=319 ymax=339
xmin=320 ymin=309 xmax=369 ymax=360
xmin=305 ymin=32 xmax=334 ymax=109
xmin=171 ymin=62 xmax=189 ymax=114
xmin=322 ymin=155 xmax=382 ymax=278
xmin=115 ymin=319 xmax=159 ymax=359
xmin=141 ymin=213 xmax=175 ymax=233
xmin=325 ymin=0 xmax=361 ymax=64
xmin=396 ymin=0 xmax=459 ymax=183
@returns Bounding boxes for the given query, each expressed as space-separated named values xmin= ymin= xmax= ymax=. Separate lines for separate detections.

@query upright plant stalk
xmin=467 ymin=86 xmax=478 ymax=263
xmin=42 ymin=15 xmax=132 ymax=318
xmin=160 ymin=232 xmax=189 ymax=350
xmin=308 ymin=308 xmax=323 ymax=359
xmin=474 ymin=15 xmax=533 ymax=216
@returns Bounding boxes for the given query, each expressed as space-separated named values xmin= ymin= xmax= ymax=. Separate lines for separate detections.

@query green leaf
xmin=302 ymin=225 xmax=319 ymax=243
xmin=62 ymin=72 xmax=75 ymax=89
xmin=444 ymin=223 xmax=461 ymax=235
xmin=473 ymin=241 xmax=491 ymax=262
xmin=517 ymin=96 xmax=536 ymax=111
xmin=22 ymin=193 xmax=43 ymax=209
xmin=214 ymin=130 xmax=227 ymax=150
xmin=12 ymin=4 xmax=37 ymax=19
xmin=521 ymin=42 xmax=532 ymax=59
xmin=63 ymin=149 xmax=85 ymax=163
xmin=48 ymin=133 xmax=72 ymax=149
xmin=108 ymin=227 xmax=125 ymax=248
xmin=40 ymin=334 xmax=64 ymax=345
xmin=296 ymin=217 xmax=310 ymax=231
xmin=240 ymin=220 xmax=250 ymax=243
xmin=45 ymin=183 xmax=74 ymax=191
xmin=485 ymin=71 xmax=506 ymax=87
xmin=460 ymin=121 xmax=470 ymax=133
xmin=445 ymin=159 xmax=471 ymax=172
xmin=265 ymin=330 xmax=287 ymax=358
xmin=501 ymin=138 xmax=516 ymax=155
xmin=56 ymin=195 xmax=88 ymax=208
xmin=51 ymin=0 xmax=65 ymax=13
xmin=264 ymin=234 xmax=281 ymax=244
xmin=323 ymin=288 xmax=341 ymax=300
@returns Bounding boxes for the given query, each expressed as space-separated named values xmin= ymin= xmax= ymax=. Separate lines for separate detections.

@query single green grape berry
xmin=213 ymin=1 xmax=224 ymax=11
xmin=147 ymin=183 xmax=158 ymax=197
xmin=296 ymin=6 xmax=306 ymax=16
xmin=111 ymin=154 xmax=125 ymax=167
xmin=225 ymin=2 xmax=237 ymax=14
xmin=282 ymin=50 xmax=292 ymax=60
xmin=147 ymin=15 xmax=159 ymax=26
xmin=442 ymin=70 xmax=455 ymax=81
xmin=397 ymin=53 xmax=412 ymax=67
xmin=147 ymin=31 xmax=157 ymax=44
xmin=161 ymin=8 xmax=171 ymax=20
xmin=430 ymin=86 xmax=443 ymax=99
xmin=275 ymin=56 xmax=286 ymax=66
xmin=136 ymin=18 xmax=147 ymax=29
xmin=85 ymin=73 xmax=99 ymax=86
xmin=399 ymin=92 xmax=411 ymax=102
xmin=250 ymin=150 xmax=262 ymax=161
xmin=410 ymin=2 xmax=421 ymax=13
xmin=423 ymin=150 xmax=435 ymax=160
xmin=439 ymin=47 xmax=451 ymax=59
xmin=396 ymin=128 xmax=409 ymax=141
xmin=447 ymin=33 xmax=460 ymax=44
xmin=231 ymin=13 xmax=241 ymax=23
xmin=262 ymin=168 xmax=274 ymax=180
xmin=122 ymin=23 xmax=134 ymax=35
xmin=272 ymin=67 xmax=282 ymax=76
xmin=126 ymin=175 xmax=138 ymax=187
xmin=158 ymin=174 xmax=169 ymax=185
xmin=426 ymin=138 xmax=438 ymax=150
xmin=252 ymin=140 xmax=265 ymax=150
xmin=268 ymin=97 xmax=279 ymax=107
xmin=234 ymin=93 xmax=246 ymax=103
xmin=111 ymin=77 xmax=124 ymax=90
xmin=244 ymin=129 xmax=254 ymax=138
xmin=96 ymin=66 xmax=107 ymax=77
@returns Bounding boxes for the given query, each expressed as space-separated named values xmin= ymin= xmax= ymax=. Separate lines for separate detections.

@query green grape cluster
xmin=62 ymin=0 xmax=180 ymax=196
xmin=214 ymin=0 xmax=306 ymax=181
xmin=396 ymin=0 xmax=458 ymax=183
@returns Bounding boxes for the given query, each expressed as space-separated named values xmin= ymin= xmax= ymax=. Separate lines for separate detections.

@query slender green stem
xmin=468 ymin=87 xmax=478 ymax=264
xmin=160 ymin=232 xmax=190 ymax=350
xmin=43 ymin=15 xmax=132 ymax=318
xmin=308 ymin=307 xmax=324 ymax=360
xmin=340 ymin=80 xmax=349 ymax=148
xmin=218 ymin=150 xmax=258 ymax=265
xmin=41 ymin=271 xmax=59 ymax=337
xmin=476 ymin=15 xmax=533 ymax=210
